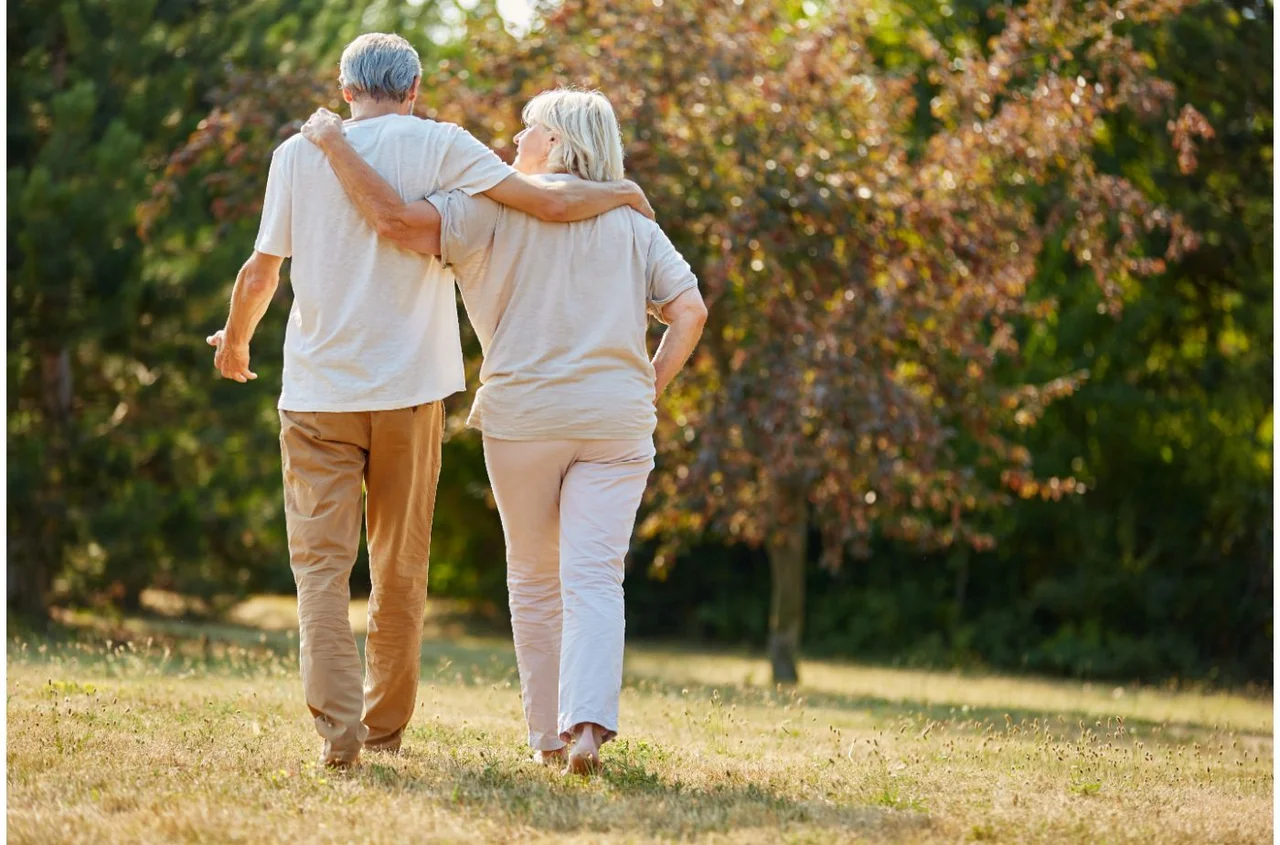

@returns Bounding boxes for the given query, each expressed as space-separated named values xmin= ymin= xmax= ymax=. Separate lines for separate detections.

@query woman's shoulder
xmin=623 ymin=210 xmax=674 ymax=252
xmin=631 ymin=210 xmax=663 ymax=236
xmin=433 ymin=190 xmax=505 ymax=234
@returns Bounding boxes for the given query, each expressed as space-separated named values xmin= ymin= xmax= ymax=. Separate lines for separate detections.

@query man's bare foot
xmin=531 ymin=747 xmax=567 ymax=767
xmin=566 ymin=723 xmax=604 ymax=776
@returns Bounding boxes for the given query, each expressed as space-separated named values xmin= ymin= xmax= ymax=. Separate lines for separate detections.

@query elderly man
xmin=208 ymin=32 xmax=652 ymax=768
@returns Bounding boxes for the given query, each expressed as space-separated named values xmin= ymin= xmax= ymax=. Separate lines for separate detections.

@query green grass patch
xmin=7 ymin=609 xmax=1273 ymax=844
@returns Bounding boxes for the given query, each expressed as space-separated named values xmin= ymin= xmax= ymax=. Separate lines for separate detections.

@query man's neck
xmin=348 ymin=99 xmax=412 ymax=122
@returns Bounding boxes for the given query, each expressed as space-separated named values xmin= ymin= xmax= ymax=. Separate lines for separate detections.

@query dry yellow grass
xmin=7 ymin=599 xmax=1273 ymax=844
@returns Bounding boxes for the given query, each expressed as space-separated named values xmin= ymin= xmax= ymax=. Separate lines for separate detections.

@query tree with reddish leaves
xmin=156 ymin=0 xmax=1209 ymax=684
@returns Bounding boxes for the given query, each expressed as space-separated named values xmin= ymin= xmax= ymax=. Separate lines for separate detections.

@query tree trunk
xmin=10 ymin=348 xmax=73 ymax=616
xmin=953 ymin=549 xmax=969 ymax=619
xmin=767 ymin=502 xmax=808 ymax=686
xmin=120 ymin=583 xmax=145 ymax=615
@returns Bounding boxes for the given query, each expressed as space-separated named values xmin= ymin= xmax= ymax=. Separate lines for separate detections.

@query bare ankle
xmin=572 ymin=722 xmax=603 ymax=743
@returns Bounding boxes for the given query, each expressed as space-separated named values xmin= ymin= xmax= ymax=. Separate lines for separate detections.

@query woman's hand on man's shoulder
xmin=300 ymin=108 xmax=346 ymax=149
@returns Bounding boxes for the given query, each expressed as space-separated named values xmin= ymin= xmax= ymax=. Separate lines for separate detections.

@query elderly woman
xmin=301 ymin=89 xmax=707 ymax=774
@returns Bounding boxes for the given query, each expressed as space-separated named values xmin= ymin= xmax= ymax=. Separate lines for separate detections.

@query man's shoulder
xmin=272 ymin=132 xmax=337 ymax=176
xmin=271 ymin=132 xmax=307 ymax=159
xmin=377 ymin=114 xmax=464 ymax=142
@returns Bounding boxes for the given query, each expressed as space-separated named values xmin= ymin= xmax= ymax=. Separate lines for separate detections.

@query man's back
xmin=254 ymin=115 xmax=512 ymax=412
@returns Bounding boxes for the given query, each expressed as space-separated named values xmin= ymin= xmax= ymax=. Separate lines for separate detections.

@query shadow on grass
xmin=7 ymin=612 xmax=521 ymax=685
xmin=11 ymin=613 xmax=1267 ymax=745
xmin=619 ymin=673 xmax=1271 ymax=744
xmin=350 ymin=725 xmax=914 ymax=838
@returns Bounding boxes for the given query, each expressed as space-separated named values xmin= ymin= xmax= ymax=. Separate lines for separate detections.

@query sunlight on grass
xmin=623 ymin=648 xmax=1274 ymax=736
xmin=6 ymin=609 xmax=1273 ymax=844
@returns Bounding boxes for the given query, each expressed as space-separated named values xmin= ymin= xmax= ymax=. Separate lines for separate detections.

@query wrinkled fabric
xmin=483 ymin=436 xmax=654 ymax=749
xmin=258 ymin=116 xmax=513 ymax=413
xmin=427 ymin=185 xmax=698 ymax=441
xmin=279 ymin=402 xmax=443 ymax=764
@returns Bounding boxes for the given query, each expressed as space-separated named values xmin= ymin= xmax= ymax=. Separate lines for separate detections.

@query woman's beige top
xmin=427 ymin=175 xmax=698 ymax=441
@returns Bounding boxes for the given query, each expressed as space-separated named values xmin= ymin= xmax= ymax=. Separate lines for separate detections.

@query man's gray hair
xmin=338 ymin=33 xmax=422 ymax=103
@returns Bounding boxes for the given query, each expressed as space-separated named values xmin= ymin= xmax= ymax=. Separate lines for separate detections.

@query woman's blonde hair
xmin=521 ymin=88 xmax=625 ymax=182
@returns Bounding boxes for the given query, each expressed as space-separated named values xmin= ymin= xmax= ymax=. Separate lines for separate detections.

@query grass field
xmin=7 ymin=597 xmax=1273 ymax=844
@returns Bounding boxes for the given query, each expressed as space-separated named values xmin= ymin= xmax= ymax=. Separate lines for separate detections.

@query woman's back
xmin=427 ymin=177 xmax=697 ymax=441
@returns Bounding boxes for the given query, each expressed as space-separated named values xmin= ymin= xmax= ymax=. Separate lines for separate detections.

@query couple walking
xmin=207 ymin=33 xmax=706 ymax=775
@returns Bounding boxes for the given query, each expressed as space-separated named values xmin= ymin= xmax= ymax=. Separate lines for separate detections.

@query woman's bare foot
xmin=531 ymin=747 xmax=567 ymax=767
xmin=566 ymin=723 xmax=604 ymax=776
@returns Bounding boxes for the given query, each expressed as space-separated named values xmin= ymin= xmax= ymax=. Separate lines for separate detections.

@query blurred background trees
xmin=8 ymin=0 xmax=1272 ymax=685
xmin=8 ymin=0 xmax=456 ymax=613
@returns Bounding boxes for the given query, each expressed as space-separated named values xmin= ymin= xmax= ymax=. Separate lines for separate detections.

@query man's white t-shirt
xmin=254 ymin=115 xmax=514 ymax=412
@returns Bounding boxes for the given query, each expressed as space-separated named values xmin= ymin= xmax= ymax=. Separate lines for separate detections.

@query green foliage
xmin=7 ymin=0 xmax=1271 ymax=684
xmin=989 ymin=0 xmax=1274 ymax=681
xmin=6 ymin=0 xmax=455 ymax=609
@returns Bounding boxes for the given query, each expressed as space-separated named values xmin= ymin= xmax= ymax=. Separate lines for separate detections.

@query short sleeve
xmin=435 ymin=127 xmax=516 ymax=197
xmin=426 ymin=189 xmax=502 ymax=272
xmin=254 ymin=143 xmax=293 ymax=257
xmin=646 ymin=225 xmax=699 ymax=311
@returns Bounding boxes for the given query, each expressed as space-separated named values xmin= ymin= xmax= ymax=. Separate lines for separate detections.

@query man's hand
xmin=207 ymin=330 xmax=257 ymax=383
xmin=301 ymin=108 xmax=346 ymax=149
xmin=625 ymin=181 xmax=656 ymax=221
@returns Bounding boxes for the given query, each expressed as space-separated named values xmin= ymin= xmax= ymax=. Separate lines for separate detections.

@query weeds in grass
xmin=6 ymin=617 xmax=1273 ymax=844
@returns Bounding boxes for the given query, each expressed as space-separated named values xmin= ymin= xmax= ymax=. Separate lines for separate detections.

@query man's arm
xmin=300 ymin=108 xmax=653 ymax=248
xmin=207 ymin=250 xmax=283 ymax=382
xmin=481 ymin=171 xmax=655 ymax=223
xmin=651 ymin=287 xmax=708 ymax=398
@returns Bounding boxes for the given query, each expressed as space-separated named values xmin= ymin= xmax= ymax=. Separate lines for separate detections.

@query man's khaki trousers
xmin=279 ymin=402 xmax=443 ymax=765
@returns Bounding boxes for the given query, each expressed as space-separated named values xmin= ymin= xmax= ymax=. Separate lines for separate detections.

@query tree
xmin=9 ymin=0 xmax=242 ymax=614
xmin=621 ymin=0 xmax=1270 ymax=685
xmin=157 ymin=0 xmax=1213 ymax=685
xmin=433 ymin=0 xmax=1208 ymax=684
xmin=971 ymin=0 xmax=1273 ymax=680
xmin=7 ymin=0 xmax=456 ymax=615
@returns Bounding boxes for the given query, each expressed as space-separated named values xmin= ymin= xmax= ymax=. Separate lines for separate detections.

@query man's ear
xmin=406 ymin=76 xmax=421 ymax=108
xmin=341 ymin=87 xmax=355 ymax=104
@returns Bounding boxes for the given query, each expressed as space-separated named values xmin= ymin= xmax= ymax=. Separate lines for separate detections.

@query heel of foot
xmin=532 ymin=748 xmax=567 ymax=767
xmin=566 ymin=728 xmax=603 ymax=776
xmin=566 ymin=749 xmax=601 ymax=776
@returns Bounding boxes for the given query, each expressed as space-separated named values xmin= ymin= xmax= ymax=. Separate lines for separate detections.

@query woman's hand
xmin=301 ymin=108 xmax=346 ymax=148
